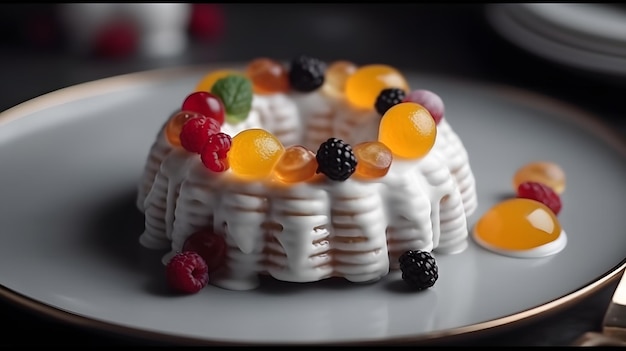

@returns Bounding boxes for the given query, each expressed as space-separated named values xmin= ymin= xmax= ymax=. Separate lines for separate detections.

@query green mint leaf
xmin=211 ymin=75 xmax=253 ymax=124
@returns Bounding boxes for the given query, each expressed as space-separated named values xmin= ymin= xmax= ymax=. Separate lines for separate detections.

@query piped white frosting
xmin=137 ymin=89 xmax=478 ymax=290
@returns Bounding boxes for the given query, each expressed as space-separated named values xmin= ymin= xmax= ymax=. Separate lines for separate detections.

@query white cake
xmin=136 ymin=57 xmax=477 ymax=291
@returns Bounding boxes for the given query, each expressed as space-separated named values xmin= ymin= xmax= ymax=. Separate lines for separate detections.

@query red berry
xmin=165 ymin=251 xmax=209 ymax=294
xmin=201 ymin=152 xmax=230 ymax=172
xmin=181 ymin=91 xmax=226 ymax=126
xmin=179 ymin=116 xmax=220 ymax=153
xmin=182 ymin=229 xmax=227 ymax=273
xmin=204 ymin=132 xmax=232 ymax=158
xmin=200 ymin=132 xmax=232 ymax=172
xmin=403 ymin=89 xmax=445 ymax=125
xmin=516 ymin=181 xmax=562 ymax=215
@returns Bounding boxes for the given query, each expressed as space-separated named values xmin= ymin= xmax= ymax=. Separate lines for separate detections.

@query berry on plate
xmin=182 ymin=229 xmax=228 ymax=273
xmin=165 ymin=251 xmax=209 ymax=294
xmin=398 ymin=250 xmax=438 ymax=290
xmin=516 ymin=181 xmax=562 ymax=215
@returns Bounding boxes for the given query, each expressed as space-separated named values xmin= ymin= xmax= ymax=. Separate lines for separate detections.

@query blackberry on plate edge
xmin=398 ymin=250 xmax=438 ymax=290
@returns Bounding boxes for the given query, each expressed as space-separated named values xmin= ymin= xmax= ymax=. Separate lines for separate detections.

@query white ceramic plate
xmin=0 ymin=65 xmax=624 ymax=345
xmin=486 ymin=4 xmax=626 ymax=77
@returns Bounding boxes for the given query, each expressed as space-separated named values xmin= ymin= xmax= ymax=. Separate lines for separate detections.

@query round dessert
xmin=136 ymin=55 xmax=478 ymax=291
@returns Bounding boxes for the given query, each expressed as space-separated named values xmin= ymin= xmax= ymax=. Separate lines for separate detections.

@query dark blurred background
xmin=0 ymin=3 xmax=624 ymax=125
xmin=0 ymin=3 xmax=624 ymax=346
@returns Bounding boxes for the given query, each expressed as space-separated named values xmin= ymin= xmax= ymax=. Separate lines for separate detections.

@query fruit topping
xmin=474 ymin=198 xmax=562 ymax=252
xmin=288 ymin=55 xmax=326 ymax=92
xmin=181 ymin=91 xmax=226 ymax=126
xmin=353 ymin=141 xmax=393 ymax=179
xmin=211 ymin=75 xmax=253 ymax=125
xmin=398 ymin=250 xmax=438 ymax=290
xmin=513 ymin=161 xmax=566 ymax=195
xmin=315 ymin=138 xmax=357 ymax=181
xmin=165 ymin=110 xmax=204 ymax=147
xmin=246 ymin=57 xmax=290 ymax=95
xmin=374 ymin=88 xmax=406 ymax=116
xmin=182 ymin=229 xmax=227 ymax=273
xmin=200 ymin=132 xmax=232 ymax=172
xmin=378 ymin=102 xmax=437 ymax=159
xmin=165 ymin=251 xmax=209 ymax=294
xmin=403 ymin=89 xmax=445 ymax=125
xmin=516 ymin=181 xmax=562 ymax=215
xmin=345 ymin=64 xmax=409 ymax=110
xmin=322 ymin=60 xmax=357 ymax=98
xmin=195 ymin=69 xmax=242 ymax=93
xmin=274 ymin=145 xmax=318 ymax=183
xmin=179 ymin=115 xmax=221 ymax=154
xmin=228 ymin=128 xmax=285 ymax=179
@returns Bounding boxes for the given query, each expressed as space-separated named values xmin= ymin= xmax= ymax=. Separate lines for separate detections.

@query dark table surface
xmin=0 ymin=3 xmax=624 ymax=346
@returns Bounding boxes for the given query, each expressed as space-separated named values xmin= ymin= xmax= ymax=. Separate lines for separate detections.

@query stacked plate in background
xmin=486 ymin=3 xmax=626 ymax=78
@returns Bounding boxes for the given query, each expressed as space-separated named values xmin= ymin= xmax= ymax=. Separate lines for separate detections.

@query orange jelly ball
xmin=228 ymin=129 xmax=285 ymax=179
xmin=513 ymin=161 xmax=566 ymax=194
xmin=474 ymin=198 xmax=562 ymax=251
xmin=246 ymin=58 xmax=290 ymax=95
xmin=195 ymin=69 xmax=243 ymax=92
xmin=378 ymin=102 xmax=437 ymax=159
xmin=344 ymin=64 xmax=409 ymax=110
xmin=165 ymin=110 xmax=203 ymax=147
xmin=353 ymin=141 xmax=393 ymax=179
xmin=274 ymin=145 xmax=318 ymax=183
xmin=322 ymin=60 xmax=358 ymax=98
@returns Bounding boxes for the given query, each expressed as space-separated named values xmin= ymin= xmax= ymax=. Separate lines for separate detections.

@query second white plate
xmin=486 ymin=3 xmax=626 ymax=77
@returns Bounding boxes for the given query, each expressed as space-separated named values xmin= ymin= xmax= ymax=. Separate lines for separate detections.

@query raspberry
xmin=398 ymin=250 xmax=438 ymax=290
xmin=200 ymin=132 xmax=232 ymax=172
xmin=165 ymin=251 xmax=209 ymax=294
xmin=179 ymin=115 xmax=220 ymax=154
xmin=182 ymin=229 xmax=227 ymax=273
xmin=516 ymin=181 xmax=562 ymax=215
xmin=375 ymin=88 xmax=406 ymax=116
xmin=288 ymin=55 xmax=326 ymax=92
xmin=315 ymin=138 xmax=357 ymax=181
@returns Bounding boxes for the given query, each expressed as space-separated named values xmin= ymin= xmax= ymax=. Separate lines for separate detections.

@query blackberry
xmin=398 ymin=250 xmax=438 ymax=290
xmin=288 ymin=55 xmax=326 ymax=92
xmin=375 ymin=88 xmax=406 ymax=116
xmin=315 ymin=138 xmax=357 ymax=181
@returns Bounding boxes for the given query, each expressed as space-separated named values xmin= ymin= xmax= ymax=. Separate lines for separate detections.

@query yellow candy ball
xmin=344 ymin=64 xmax=409 ymax=110
xmin=195 ymin=69 xmax=243 ymax=92
xmin=378 ymin=102 xmax=436 ymax=159
xmin=228 ymin=129 xmax=285 ymax=179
